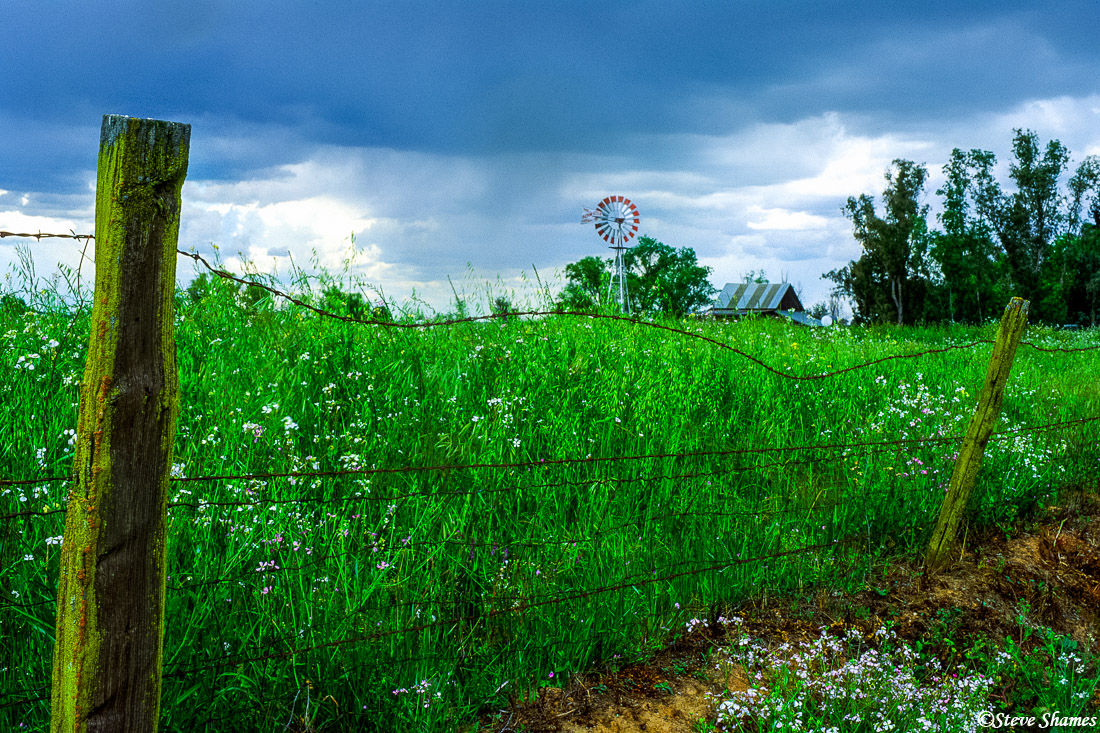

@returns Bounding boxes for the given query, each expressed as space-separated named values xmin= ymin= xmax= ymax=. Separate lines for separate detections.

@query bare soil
xmin=476 ymin=489 xmax=1100 ymax=732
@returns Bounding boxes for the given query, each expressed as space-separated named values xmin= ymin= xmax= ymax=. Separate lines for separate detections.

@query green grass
xmin=1 ymin=265 xmax=1099 ymax=731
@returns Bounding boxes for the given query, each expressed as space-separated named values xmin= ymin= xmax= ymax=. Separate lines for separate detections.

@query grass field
xmin=2 ymin=269 xmax=1099 ymax=731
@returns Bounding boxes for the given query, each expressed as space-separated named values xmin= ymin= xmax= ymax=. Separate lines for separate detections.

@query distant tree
xmin=557 ymin=239 xmax=715 ymax=316
xmin=1063 ymin=156 xmax=1100 ymax=325
xmin=0 ymin=294 xmax=28 ymax=318
xmin=741 ymin=269 xmax=769 ymax=284
xmin=1069 ymin=155 xmax=1100 ymax=230
xmin=556 ymin=255 xmax=609 ymax=311
xmin=186 ymin=272 xmax=237 ymax=304
xmin=963 ymin=130 xmax=1072 ymax=320
xmin=490 ymin=295 xmax=515 ymax=322
xmin=322 ymin=285 xmax=367 ymax=318
xmin=828 ymin=159 xmax=933 ymax=325
xmin=623 ymin=237 xmax=717 ymax=316
xmin=927 ymin=148 xmax=1010 ymax=323
xmin=370 ymin=301 xmax=393 ymax=322
xmin=240 ymin=282 xmax=269 ymax=309
xmin=825 ymin=258 xmax=893 ymax=325
xmin=807 ymin=302 xmax=828 ymax=319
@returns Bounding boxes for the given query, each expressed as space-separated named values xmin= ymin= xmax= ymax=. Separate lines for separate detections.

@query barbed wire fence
xmin=2 ymin=230 xmax=1099 ymax=727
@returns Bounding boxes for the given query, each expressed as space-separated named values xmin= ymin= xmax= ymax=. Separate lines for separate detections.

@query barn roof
xmin=709 ymin=282 xmax=804 ymax=315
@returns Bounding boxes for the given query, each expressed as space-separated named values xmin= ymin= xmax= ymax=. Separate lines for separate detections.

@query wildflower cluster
xmin=714 ymin=625 xmax=995 ymax=732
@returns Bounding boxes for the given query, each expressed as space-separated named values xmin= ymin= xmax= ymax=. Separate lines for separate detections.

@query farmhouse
xmin=705 ymin=282 xmax=823 ymax=327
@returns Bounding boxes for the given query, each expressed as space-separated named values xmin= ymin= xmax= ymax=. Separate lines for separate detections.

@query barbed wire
xmin=0 ymin=230 xmax=93 ymax=242
xmin=160 ymin=462 xmax=938 ymax=596
xmin=159 ymin=516 xmax=937 ymax=681
xmin=0 ymin=444 xmax=931 ymax=609
xmin=0 ymin=470 xmax=985 ymax=609
xmin=3 ymin=414 xmax=1096 ymax=523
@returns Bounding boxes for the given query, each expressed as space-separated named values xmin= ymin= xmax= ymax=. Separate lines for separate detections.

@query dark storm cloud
xmin=4 ymin=0 xmax=1099 ymax=192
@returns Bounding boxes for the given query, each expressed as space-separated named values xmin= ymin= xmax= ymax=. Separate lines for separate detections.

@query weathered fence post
xmin=925 ymin=297 xmax=1029 ymax=574
xmin=51 ymin=115 xmax=188 ymax=733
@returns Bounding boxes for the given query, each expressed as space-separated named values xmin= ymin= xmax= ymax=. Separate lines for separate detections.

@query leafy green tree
xmin=0 ymin=294 xmax=28 ymax=318
xmin=1069 ymin=154 xmax=1100 ymax=231
xmin=963 ymin=130 xmax=1071 ymax=320
xmin=186 ymin=272 xmax=238 ymax=304
xmin=557 ymin=239 xmax=715 ymax=316
xmin=490 ymin=295 xmax=515 ymax=322
xmin=624 ymin=237 xmax=716 ymax=316
xmin=928 ymin=149 xmax=1011 ymax=323
xmin=827 ymin=159 xmax=933 ymax=325
xmin=556 ymin=255 xmax=608 ymax=311
xmin=1062 ymin=156 xmax=1100 ymax=325
xmin=322 ymin=285 xmax=367 ymax=318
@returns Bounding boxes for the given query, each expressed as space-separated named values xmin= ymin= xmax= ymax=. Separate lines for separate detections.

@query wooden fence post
xmin=51 ymin=115 xmax=189 ymax=733
xmin=925 ymin=297 xmax=1029 ymax=574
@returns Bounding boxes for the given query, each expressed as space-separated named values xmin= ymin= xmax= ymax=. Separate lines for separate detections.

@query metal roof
xmin=711 ymin=282 xmax=801 ymax=312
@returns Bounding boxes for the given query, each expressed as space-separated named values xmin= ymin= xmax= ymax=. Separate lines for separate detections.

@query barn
xmin=705 ymin=282 xmax=822 ymax=327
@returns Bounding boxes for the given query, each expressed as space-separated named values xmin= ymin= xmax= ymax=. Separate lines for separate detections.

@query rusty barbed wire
xmin=3 ymin=413 xmax=1096 ymax=522
xmin=159 ymin=518 xmax=937 ymax=681
xmin=0 ymin=466 xmax=965 ymax=606
xmin=177 ymin=248 xmax=1015 ymax=376
xmin=0 ymin=230 xmax=93 ymax=242
xmin=160 ymin=483 xmax=941 ymax=598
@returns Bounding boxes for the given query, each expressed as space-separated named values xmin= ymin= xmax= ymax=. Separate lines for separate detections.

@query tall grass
xmin=2 ymin=260 xmax=1098 ymax=731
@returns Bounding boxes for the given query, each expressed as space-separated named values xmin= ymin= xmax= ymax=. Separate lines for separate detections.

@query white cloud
xmin=1 ymin=209 xmax=87 ymax=235
xmin=745 ymin=206 xmax=828 ymax=231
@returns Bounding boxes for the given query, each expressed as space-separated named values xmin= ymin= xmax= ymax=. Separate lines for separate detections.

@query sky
xmin=3 ymin=1 xmax=1100 ymax=315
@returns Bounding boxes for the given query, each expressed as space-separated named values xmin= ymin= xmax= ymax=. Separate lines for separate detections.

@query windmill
xmin=581 ymin=196 xmax=640 ymax=313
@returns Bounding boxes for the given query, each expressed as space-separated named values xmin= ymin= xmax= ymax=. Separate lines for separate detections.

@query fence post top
xmin=100 ymin=114 xmax=191 ymax=155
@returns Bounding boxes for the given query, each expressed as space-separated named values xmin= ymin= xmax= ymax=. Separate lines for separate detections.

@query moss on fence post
xmin=925 ymin=297 xmax=1029 ymax=574
xmin=51 ymin=115 xmax=189 ymax=733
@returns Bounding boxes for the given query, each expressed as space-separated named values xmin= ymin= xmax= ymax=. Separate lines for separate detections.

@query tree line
xmin=826 ymin=129 xmax=1100 ymax=326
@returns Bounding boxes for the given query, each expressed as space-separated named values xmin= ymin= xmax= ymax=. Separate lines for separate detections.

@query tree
xmin=0 ymin=294 xmax=28 ymax=318
xmin=828 ymin=159 xmax=932 ymax=324
xmin=624 ymin=237 xmax=717 ymax=316
xmin=490 ymin=295 xmax=515 ymax=322
xmin=964 ymin=130 xmax=1071 ymax=320
xmin=1063 ymin=156 xmax=1100 ymax=325
xmin=1069 ymin=155 xmax=1100 ymax=230
xmin=322 ymin=284 xmax=367 ymax=318
xmin=928 ymin=149 xmax=1009 ymax=323
xmin=557 ymin=239 xmax=715 ymax=316
xmin=556 ymin=255 xmax=609 ymax=311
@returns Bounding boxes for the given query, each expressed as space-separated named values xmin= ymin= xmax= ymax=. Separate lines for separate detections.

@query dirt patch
xmin=476 ymin=490 xmax=1100 ymax=732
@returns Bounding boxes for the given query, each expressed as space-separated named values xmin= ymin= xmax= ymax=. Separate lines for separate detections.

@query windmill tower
xmin=581 ymin=196 xmax=640 ymax=313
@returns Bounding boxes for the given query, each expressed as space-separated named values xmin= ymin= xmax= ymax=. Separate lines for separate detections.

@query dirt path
xmin=478 ymin=490 xmax=1100 ymax=732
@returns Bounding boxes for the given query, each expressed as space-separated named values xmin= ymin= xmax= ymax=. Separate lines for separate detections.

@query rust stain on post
xmin=924 ymin=297 xmax=1030 ymax=574
xmin=51 ymin=115 xmax=188 ymax=733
